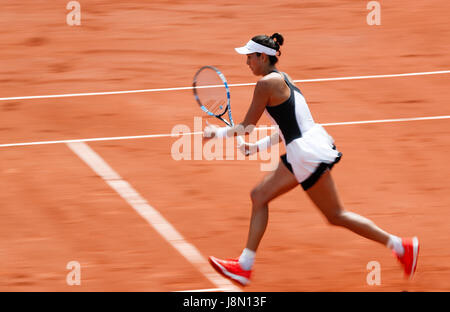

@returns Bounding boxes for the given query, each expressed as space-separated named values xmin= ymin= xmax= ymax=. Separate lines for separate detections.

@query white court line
xmin=67 ymin=142 xmax=241 ymax=292
xmin=1 ymin=115 xmax=449 ymax=148
xmin=320 ymin=115 xmax=450 ymax=126
xmin=0 ymin=70 xmax=449 ymax=101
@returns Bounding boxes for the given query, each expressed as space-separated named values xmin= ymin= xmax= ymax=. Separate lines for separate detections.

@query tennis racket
xmin=193 ymin=66 xmax=244 ymax=146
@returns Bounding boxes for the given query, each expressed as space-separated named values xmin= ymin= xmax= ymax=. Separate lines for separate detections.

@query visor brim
xmin=235 ymin=46 xmax=253 ymax=55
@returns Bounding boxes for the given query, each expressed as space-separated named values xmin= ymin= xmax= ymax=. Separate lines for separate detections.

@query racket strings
xmin=194 ymin=69 xmax=228 ymax=116
xmin=207 ymin=99 xmax=226 ymax=115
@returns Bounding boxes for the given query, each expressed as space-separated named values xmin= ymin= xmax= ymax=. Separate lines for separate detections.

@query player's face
xmin=246 ymin=53 xmax=264 ymax=75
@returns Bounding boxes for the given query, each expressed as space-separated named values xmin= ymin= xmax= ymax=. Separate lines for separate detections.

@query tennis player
xmin=203 ymin=33 xmax=419 ymax=286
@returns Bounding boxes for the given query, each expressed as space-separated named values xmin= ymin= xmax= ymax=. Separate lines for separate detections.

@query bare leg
xmin=306 ymin=169 xmax=390 ymax=245
xmin=246 ymin=161 xmax=299 ymax=251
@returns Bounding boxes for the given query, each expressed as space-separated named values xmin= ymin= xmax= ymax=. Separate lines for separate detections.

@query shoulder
xmin=256 ymin=72 xmax=285 ymax=90
xmin=261 ymin=71 xmax=284 ymax=84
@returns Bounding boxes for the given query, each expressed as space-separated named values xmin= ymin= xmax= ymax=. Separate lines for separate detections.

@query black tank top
xmin=265 ymin=71 xmax=306 ymax=145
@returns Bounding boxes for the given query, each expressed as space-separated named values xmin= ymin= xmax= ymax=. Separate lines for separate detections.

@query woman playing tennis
xmin=203 ymin=33 xmax=419 ymax=286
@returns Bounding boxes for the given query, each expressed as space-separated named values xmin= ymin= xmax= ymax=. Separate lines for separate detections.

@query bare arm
xmin=224 ymin=79 xmax=271 ymax=138
xmin=203 ymin=79 xmax=271 ymax=139
xmin=241 ymin=79 xmax=271 ymax=128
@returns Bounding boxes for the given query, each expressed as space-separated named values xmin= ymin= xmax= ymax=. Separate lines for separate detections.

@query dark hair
xmin=252 ymin=33 xmax=284 ymax=65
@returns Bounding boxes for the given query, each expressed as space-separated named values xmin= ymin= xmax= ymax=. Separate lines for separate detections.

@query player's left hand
xmin=203 ymin=121 xmax=218 ymax=140
xmin=238 ymin=141 xmax=257 ymax=156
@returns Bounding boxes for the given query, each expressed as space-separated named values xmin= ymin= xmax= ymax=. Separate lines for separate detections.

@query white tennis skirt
xmin=281 ymin=124 xmax=342 ymax=190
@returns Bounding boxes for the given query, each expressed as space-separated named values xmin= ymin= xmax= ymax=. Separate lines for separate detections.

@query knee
xmin=326 ymin=211 xmax=346 ymax=226
xmin=250 ymin=187 xmax=267 ymax=207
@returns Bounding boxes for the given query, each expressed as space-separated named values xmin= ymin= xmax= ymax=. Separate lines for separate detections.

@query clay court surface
xmin=1 ymin=1 xmax=449 ymax=291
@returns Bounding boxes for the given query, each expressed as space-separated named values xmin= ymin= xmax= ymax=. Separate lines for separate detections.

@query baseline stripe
xmin=67 ymin=142 xmax=241 ymax=292
xmin=0 ymin=70 xmax=449 ymax=101
xmin=1 ymin=115 xmax=449 ymax=148
xmin=320 ymin=115 xmax=450 ymax=126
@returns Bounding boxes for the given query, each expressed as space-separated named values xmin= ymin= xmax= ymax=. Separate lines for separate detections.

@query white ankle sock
xmin=238 ymin=248 xmax=255 ymax=271
xmin=387 ymin=235 xmax=404 ymax=256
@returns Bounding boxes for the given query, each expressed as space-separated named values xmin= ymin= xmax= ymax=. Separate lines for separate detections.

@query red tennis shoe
xmin=394 ymin=237 xmax=420 ymax=279
xmin=208 ymin=256 xmax=251 ymax=286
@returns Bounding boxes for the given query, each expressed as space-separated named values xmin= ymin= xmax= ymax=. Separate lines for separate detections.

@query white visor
xmin=235 ymin=40 xmax=277 ymax=56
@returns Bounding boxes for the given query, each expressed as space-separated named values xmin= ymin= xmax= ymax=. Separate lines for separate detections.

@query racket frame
xmin=193 ymin=65 xmax=235 ymax=127
xmin=193 ymin=65 xmax=245 ymax=148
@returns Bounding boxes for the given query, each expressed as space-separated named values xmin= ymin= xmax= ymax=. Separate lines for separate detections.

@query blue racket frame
xmin=193 ymin=65 xmax=235 ymax=127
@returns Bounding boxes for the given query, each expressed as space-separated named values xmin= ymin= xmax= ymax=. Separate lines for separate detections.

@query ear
xmin=261 ymin=53 xmax=269 ymax=63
